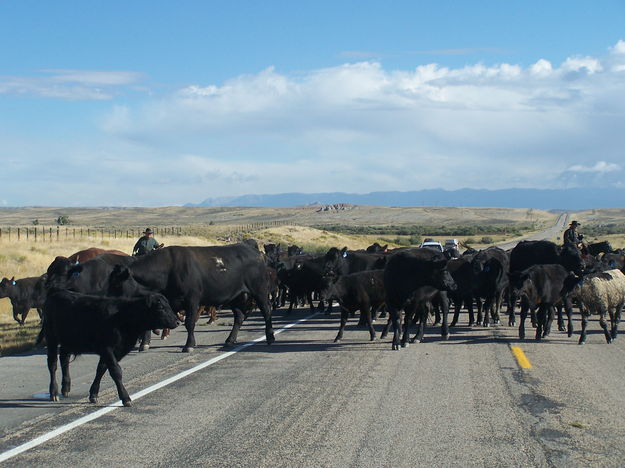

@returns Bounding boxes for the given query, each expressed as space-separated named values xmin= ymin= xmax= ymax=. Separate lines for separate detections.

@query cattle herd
xmin=1 ymin=237 xmax=625 ymax=407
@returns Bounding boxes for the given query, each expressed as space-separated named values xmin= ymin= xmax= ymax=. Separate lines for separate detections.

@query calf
xmin=40 ymin=290 xmax=179 ymax=406
xmin=320 ymin=270 xmax=385 ymax=342
xmin=471 ymin=247 xmax=510 ymax=327
xmin=0 ymin=275 xmax=47 ymax=325
xmin=384 ymin=248 xmax=457 ymax=350
xmin=509 ymin=265 xmax=575 ymax=341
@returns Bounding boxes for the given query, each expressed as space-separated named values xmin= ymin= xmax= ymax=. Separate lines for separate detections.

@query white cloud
xmin=92 ymin=40 xmax=625 ymax=202
xmin=566 ymin=161 xmax=621 ymax=173
xmin=4 ymin=41 xmax=625 ymax=205
xmin=0 ymin=69 xmax=143 ymax=100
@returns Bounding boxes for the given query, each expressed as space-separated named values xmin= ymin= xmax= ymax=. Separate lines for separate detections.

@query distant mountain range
xmin=186 ymin=188 xmax=625 ymax=210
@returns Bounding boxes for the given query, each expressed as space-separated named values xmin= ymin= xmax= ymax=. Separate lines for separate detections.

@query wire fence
xmin=0 ymin=220 xmax=295 ymax=243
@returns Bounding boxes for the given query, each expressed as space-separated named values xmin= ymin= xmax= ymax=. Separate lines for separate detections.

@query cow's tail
xmin=35 ymin=317 xmax=47 ymax=347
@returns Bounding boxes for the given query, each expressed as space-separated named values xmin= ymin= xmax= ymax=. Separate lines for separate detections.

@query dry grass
xmin=0 ymin=234 xmax=220 ymax=356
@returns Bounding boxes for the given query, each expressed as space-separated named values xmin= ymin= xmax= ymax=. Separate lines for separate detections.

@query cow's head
xmin=319 ymin=275 xmax=339 ymax=301
xmin=323 ymin=247 xmax=348 ymax=277
xmin=429 ymin=259 xmax=457 ymax=292
xmin=108 ymin=265 xmax=136 ymax=296
xmin=508 ymin=270 xmax=531 ymax=297
xmin=142 ymin=293 xmax=180 ymax=330
xmin=0 ymin=277 xmax=15 ymax=297
xmin=560 ymin=243 xmax=584 ymax=275
xmin=45 ymin=256 xmax=74 ymax=289
xmin=287 ymin=244 xmax=304 ymax=256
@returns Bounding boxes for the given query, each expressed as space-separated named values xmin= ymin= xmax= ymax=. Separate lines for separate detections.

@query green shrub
xmin=480 ymin=236 xmax=494 ymax=244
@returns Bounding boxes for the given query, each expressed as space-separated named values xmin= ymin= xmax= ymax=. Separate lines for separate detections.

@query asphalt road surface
xmin=1 ymin=303 xmax=625 ymax=467
xmin=496 ymin=213 xmax=569 ymax=251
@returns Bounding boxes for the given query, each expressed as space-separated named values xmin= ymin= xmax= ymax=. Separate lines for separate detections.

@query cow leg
xmin=307 ymin=292 xmax=315 ymax=311
xmin=467 ymin=298 xmax=475 ymax=326
xmin=254 ymin=294 xmax=275 ymax=345
xmin=518 ymin=301 xmax=528 ymax=340
xmin=564 ymin=297 xmax=574 ymax=337
xmin=60 ymin=347 xmax=71 ymax=397
xmin=449 ymin=299 xmax=461 ymax=327
xmin=89 ymin=358 xmax=108 ymax=404
xmin=47 ymin=340 xmax=59 ymax=402
xmin=543 ymin=305 xmax=555 ymax=337
xmin=579 ymin=312 xmax=589 ymax=344
xmin=13 ymin=306 xmax=25 ymax=326
xmin=599 ymin=310 xmax=612 ymax=344
xmin=556 ymin=304 xmax=565 ymax=332
xmin=225 ymin=307 xmax=245 ymax=346
xmin=611 ymin=303 xmax=623 ymax=340
xmin=433 ymin=304 xmax=441 ymax=325
xmin=37 ymin=307 xmax=43 ymax=321
xmin=139 ymin=330 xmax=151 ymax=351
xmin=103 ymin=349 xmax=131 ymax=407
xmin=401 ymin=303 xmax=416 ymax=348
xmin=321 ymin=298 xmax=330 ymax=315
xmin=508 ymin=290 xmax=517 ymax=326
xmin=439 ymin=292 xmax=450 ymax=340
xmin=380 ymin=315 xmax=391 ymax=339
xmin=363 ymin=303 xmax=376 ymax=341
xmin=411 ymin=307 xmax=427 ymax=343
xmin=335 ymin=306 xmax=350 ymax=342
xmin=476 ymin=298 xmax=484 ymax=326
xmin=535 ymin=304 xmax=546 ymax=341
xmin=483 ymin=297 xmax=494 ymax=327
xmin=389 ymin=306 xmax=402 ymax=350
xmin=182 ymin=299 xmax=200 ymax=352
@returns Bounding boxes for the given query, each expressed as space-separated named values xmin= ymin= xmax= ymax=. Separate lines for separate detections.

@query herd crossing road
xmin=1 ymin=304 xmax=625 ymax=467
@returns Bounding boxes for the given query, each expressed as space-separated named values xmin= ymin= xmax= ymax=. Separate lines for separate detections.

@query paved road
xmin=1 ymin=305 xmax=624 ymax=467
xmin=496 ymin=213 xmax=569 ymax=251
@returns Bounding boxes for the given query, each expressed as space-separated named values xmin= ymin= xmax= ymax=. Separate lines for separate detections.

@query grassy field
xmin=0 ymin=234 xmax=219 ymax=356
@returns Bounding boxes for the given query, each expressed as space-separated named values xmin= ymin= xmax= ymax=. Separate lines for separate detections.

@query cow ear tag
xmin=342 ymin=252 xmax=348 ymax=258
xmin=12 ymin=281 xmax=16 ymax=285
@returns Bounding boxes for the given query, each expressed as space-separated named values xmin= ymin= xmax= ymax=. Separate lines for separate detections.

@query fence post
xmin=49 ymin=227 xmax=52 ymax=241
xmin=57 ymin=226 xmax=60 ymax=241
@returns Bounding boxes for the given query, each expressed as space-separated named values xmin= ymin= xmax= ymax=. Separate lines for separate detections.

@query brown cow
xmin=68 ymin=247 xmax=129 ymax=263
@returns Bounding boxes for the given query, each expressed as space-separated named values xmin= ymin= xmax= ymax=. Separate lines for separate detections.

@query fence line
xmin=0 ymin=220 xmax=294 ymax=243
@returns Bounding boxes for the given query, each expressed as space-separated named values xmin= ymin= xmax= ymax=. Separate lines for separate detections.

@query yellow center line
xmin=510 ymin=345 xmax=533 ymax=369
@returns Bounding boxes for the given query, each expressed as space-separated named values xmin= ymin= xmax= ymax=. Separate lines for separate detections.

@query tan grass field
xmin=0 ymin=234 xmax=219 ymax=355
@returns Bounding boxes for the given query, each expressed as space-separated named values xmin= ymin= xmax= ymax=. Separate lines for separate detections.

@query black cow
xmin=287 ymin=244 xmax=304 ymax=256
xmin=46 ymin=253 xmax=134 ymax=291
xmin=509 ymin=265 xmax=575 ymax=340
xmin=108 ymin=243 xmax=275 ymax=352
xmin=447 ymin=257 xmax=480 ymax=327
xmin=508 ymin=240 xmax=584 ymax=327
xmin=263 ymin=243 xmax=282 ymax=268
xmin=471 ymin=247 xmax=510 ymax=327
xmin=600 ymin=252 xmax=625 ymax=272
xmin=0 ymin=275 xmax=47 ymax=325
xmin=404 ymin=286 xmax=445 ymax=344
xmin=383 ymin=248 xmax=457 ymax=350
xmin=40 ymin=290 xmax=179 ymax=406
xmin=586 ymin=241 xmax=613 ymax=257
xmin=322 ymin=247 xmax=387 ymax=277
xmin=365 ymin=242 xmax=388 ymax=253
xmin=320 ymin=269 xmax=385 ymax=342
xmin=276 ymin=254 xmax=327 ymax=314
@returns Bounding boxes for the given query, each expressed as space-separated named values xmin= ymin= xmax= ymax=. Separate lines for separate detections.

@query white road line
xmin=0 ymin=312 xmax=318 ymax=464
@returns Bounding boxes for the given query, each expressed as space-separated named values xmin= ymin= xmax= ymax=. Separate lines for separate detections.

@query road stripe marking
xmin=510 ymin=346 xmax=532 ymax=369
xmin=0 ymin=312 xmax=318 ymax=464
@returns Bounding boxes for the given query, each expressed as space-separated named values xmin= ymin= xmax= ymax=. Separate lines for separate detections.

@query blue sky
xmin=1 ymin=1 xmax=625 ymax=206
